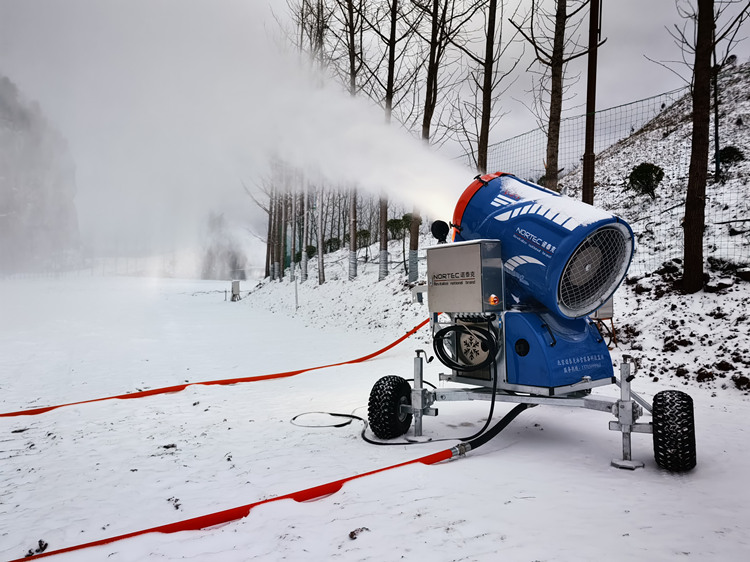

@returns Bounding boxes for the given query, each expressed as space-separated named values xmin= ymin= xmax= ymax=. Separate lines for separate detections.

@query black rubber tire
xmin=368 ymin=375 xmax=412 ymax=439
xmin=652 ymin=390 xmax=697 ymax=472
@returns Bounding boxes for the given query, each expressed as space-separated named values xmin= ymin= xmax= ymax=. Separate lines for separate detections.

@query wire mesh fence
xmin=482 ymin=88 xmax=689 ymax=185
xmin=469 ymin=82 xmax=750 ymax=276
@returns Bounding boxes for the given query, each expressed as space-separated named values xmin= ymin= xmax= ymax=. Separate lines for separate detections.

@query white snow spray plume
xmin=0 ymin=0 xmax=472 ymax=267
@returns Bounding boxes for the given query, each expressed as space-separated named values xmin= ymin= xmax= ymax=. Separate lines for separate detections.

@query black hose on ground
xmin=452 ymin=403 xmax=533 ymax=456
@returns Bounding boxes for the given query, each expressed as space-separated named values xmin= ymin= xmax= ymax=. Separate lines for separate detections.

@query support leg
xmin=408 ymin=350 xmax=437 ymax=442
xmin=413 ymin=353 xmax=424 ymax=437
xmin=611 ymin=357 xmax=645 ymax=470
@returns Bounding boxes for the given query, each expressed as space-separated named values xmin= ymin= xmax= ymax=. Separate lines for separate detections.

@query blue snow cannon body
xmin=435 ymin=172 xmax=635 ymax=390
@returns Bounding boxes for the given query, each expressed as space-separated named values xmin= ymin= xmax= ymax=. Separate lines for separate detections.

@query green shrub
xmin=386 ymin=218 xmax=407 ymax=240
xmin=356 ymin=229 xmax=371 ymax=246
xmin=719 ymin=145 xmax=744 ymax=166
xmin=325 ymin=238 xmax=341 ymax=253
xmin=627 ymin=162 xmax=664 ymax=199
xmin=402 ymin=213 xmax=422 ymax=228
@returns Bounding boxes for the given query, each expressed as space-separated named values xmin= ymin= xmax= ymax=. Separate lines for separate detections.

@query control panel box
xmin=426 ymin=240 xmax=504 ymax=314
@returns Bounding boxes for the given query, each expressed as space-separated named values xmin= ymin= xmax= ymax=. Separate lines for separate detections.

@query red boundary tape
xmin=9 ymin=448 xmax=454 ymax=561
xmin=0 ymin=318 xmax=430 ymax=418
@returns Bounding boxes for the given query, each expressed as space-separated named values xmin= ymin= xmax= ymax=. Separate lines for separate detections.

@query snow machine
xmin=368 ymin=172 xmax=696 ymax=471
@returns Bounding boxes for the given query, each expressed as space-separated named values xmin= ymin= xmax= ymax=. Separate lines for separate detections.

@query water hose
xmin=451 ymin=403 xmax=532 ymax=457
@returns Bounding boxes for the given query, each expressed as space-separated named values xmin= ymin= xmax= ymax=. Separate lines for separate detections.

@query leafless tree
xmin=285 ymin=0 xmax=335 ymax=68
xmin=328 ymin=0 xmax=366 ymax=94
xmin=661 ymin=0 xmax=750 ymax=292
xmin=316 ymin=186 xmax=326 ymax=284
xmin=290 ymin=188 xmax=298 ymax=282
xmin=301 ymin=184 xmax=311 ymax=281
xmin=403 ymin=0 xmax=483 ymax=282
xmin=241 ymin=176 xmax=273 ymax=279
xmin=286 ymin=1 xmax=334 ymax=283
xmin=270 ymin=186 xmax=281 ymax=280
xmin=326 ymin=0 xmax=367 ymax=280
xmin=449 ymin=0 xmax=523 ymax=173
xmin=511 ymin=1 xmax=600 ymax=191
xmin=358 ymin=1 xmax=423 ymax=280
xmin=242 ymin=159 xmax=287 ymax=281
xmin=414 ymin=1 xmax=482 ymax=144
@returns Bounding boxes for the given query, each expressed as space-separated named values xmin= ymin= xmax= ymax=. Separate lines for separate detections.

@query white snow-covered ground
xmin=1 ymin=245 xmax=749 ymax=560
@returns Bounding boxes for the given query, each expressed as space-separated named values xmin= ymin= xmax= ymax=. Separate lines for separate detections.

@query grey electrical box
xmin=426 ymin=240 xmax=504 ymax=314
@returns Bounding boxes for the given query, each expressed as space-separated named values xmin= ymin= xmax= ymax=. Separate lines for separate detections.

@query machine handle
xmin=589 ymin=320 xmax=604 ymax=343
xmin=540 ymin=323 xmax=557 ymax=347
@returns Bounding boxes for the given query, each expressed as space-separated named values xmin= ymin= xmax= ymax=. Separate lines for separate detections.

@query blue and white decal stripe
xmin=490 ymin=193 xmax=518 ymax=207
xmin=494 ymin=204 xmax=580 ymax=231
xmin=504 ymin=255 xmax=544 ymax=272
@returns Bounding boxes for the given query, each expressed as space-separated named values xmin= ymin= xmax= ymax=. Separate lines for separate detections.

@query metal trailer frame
xmin=384 ymin=241 xmax=695 ymax=472
xmin=405 ymin=351 xmax=653 ymax=470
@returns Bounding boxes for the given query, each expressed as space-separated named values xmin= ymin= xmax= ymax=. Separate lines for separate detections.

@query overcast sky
xmin=1 ymin=0 xmax=748 ymax=256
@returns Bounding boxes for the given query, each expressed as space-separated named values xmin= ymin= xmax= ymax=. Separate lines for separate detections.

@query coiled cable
xmin=432 ymin=321 xmax=499 ymax=372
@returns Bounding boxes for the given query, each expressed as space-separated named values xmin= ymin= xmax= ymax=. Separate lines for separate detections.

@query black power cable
xmin=290 ymin=405 xmax=531 ymax=449
xmin=293 ymin=318 xmax=531 ymax=452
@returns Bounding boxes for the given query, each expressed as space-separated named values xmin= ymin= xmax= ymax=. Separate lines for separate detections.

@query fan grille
xmin=558 ymin=226 xmax=631 ymax=317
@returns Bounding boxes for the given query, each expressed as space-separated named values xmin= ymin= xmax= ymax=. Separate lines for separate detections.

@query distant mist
xmin=0 ymin=0 xmax=471 ymax=276
xmin=0 ymin=74 xmax=79 ymax=273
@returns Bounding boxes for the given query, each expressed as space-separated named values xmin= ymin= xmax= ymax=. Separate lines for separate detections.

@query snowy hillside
xmin=552 ymin=62 xmax=750 ymax=395
xmin=248 ymin=226 xmax=749 ymax=398
xmin=561 ymin=62 xmax=749 ymax=272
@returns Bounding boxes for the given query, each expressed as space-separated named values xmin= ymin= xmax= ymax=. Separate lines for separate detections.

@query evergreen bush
xmin=627 ymin=162 xmax=664 ymax=199
xmin=719 ymin=145 xmax=744 ymax=166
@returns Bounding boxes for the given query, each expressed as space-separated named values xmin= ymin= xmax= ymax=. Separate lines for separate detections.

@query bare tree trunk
xmin=408 ymin=206 xmax=420 ymax=283
xmin=281 ymin=191 xmax=289 ymax=280
xmin=545 ymin=0 xmax=566 ymax=192
xmin=346 ymin=0 xmax=359 ymax=95
xmin=349 ymin=189 xmax=357 ymax=280
xmin=402 ymin=222 xmax=408 ymax=274
xmin=449 ymin=0 xmax=520 ymax=174
xmin=317 ymin=187 xmax=326 ymax=285
xmin=409 ymin=0 xmax=441 ymax=285
xmin=345 ymin=0 xmax=359 ymax=281
xmin=421 ymin=0 xmax=441 ymax=140
xmin=301 ymin=185 xmax=309 ymax=282
xmin=265 ymin=190 xmax=274 ymax=278
xmin=378 ymin=195 xmax=388 ymax=280
xmin=683 ymin=0 xmax=714 ymax=293
xmin=385 ymin=0 xmax=398 ymax=122
xmin=377 ymin=0 xmax=399 ymax=282
xmin=412 ymin=0 xmax=441 ymax=283
xmin=290 ymin=188 xmax=297 ymax=282
xmin=581 ymin=0 xmax=600 ymax=205
xmin=337 ymin=191 xmax=344 ymax=246
xmin=274 ymin=190 xmax=283 ymax=280
xmin=712 ymin=33 xmax=721 ymax=180
xmin=477 ymin=0 xmax=498 ymax=174
xmin=271 ymin=189 xmax=281 ymax=280
xmin=511 ymin=1 xmax=594 ymax=191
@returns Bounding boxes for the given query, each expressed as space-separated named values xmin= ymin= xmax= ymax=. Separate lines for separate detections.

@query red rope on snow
xmin=8 ymin=448 xmax=454 ymax=561
xmin=0 ymin=318 xmax=431 ymax=418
